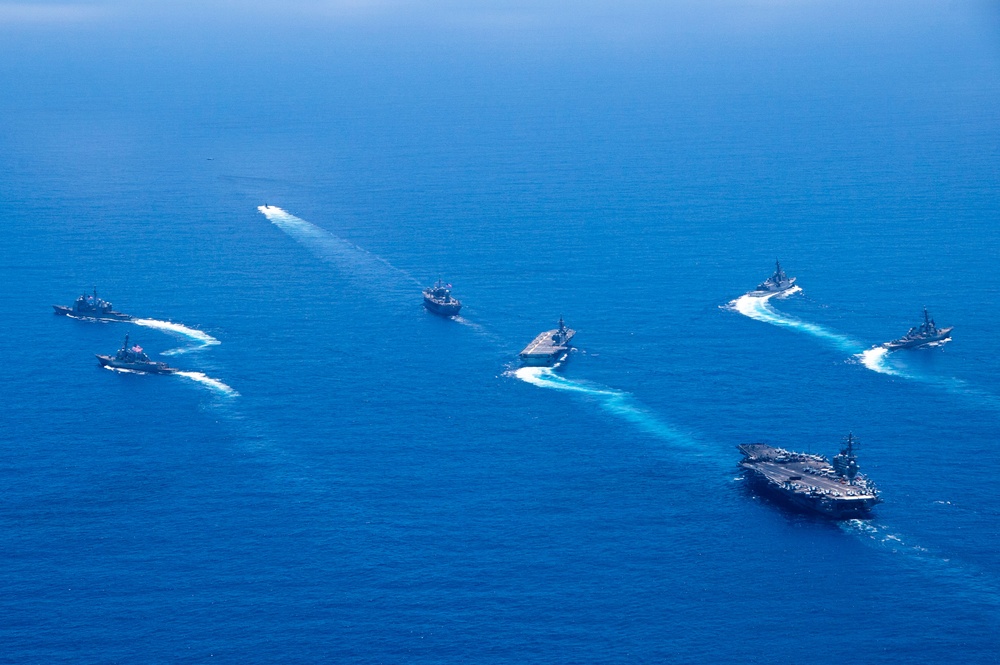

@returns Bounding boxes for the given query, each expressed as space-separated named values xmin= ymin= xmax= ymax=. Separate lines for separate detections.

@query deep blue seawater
xmin=2 ymin=2 xmax=999 ymax=661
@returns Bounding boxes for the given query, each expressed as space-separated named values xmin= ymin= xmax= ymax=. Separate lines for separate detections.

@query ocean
xmin=1 ymin=2 xmax=999 ymax=662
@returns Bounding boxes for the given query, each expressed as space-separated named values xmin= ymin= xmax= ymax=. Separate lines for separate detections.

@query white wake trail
xmin=258 ymin=205 xmax=420 ymax=289
xmin=729 ymin=288 xmax=864 ymax=355
xmin=512 ymin=366 xmax=701 ymax=452
xmin=132 ymin=319 xmax=221 ymax=356
xmin=175 ymin=371 xmax=239 ymax=396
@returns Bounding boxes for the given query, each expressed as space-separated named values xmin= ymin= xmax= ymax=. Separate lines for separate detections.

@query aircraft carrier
xmin=519 ymin=317 xmax=575 ymax=366
xmin=738 ymin=433 xmax=881 ymax=519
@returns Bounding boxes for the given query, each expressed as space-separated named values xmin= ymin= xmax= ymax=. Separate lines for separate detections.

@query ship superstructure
xmin=519 ymin=317 xmax=575 ymax=367
xmin=884 ymin=307 xmax=953 ymax=350
xmin=54 ymin=288 xmax=132 ymax=321
xmin=738 ymin=433 xmax=881 ymax=519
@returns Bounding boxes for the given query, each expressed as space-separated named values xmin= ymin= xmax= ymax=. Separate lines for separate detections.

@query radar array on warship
xmin=738 ymin=433 xmax=881 ymax=519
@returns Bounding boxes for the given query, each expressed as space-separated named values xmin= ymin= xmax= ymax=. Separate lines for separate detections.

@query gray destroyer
xmin=97 ymin=333 xmax=178 ymax=374
xmin=54 ymin=288 xmax=133 ymax=321
xmin=738 ymin=433 xmax=881 ymax=519
xmin=519 ymin=318 xmax=575 ymax=367
xmin=749 ymin=260 xmax=796 ymax=296
xmin=884 ymin=307 xmax=953 ymax=350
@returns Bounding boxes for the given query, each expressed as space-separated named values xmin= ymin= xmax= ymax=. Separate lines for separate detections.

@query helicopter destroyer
xmin=422 ymin=280 xmax=462 ymax=317
xmin=53 ymin=288 xmax=133 ymax=321
xmin=884 ymin=307 xmax=953 ymax=350
xmin=97 ymin=333 xmax=178 ymax=374
xmin=738 ymin=433 xmax=881 ymax=519
xmin=748 ymin=260 xmax=796 ymax=296
xmin=519 ymin=317 xmax=575 ymax=367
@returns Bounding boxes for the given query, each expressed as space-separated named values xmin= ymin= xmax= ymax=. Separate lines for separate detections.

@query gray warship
xmin=97 ymin=333 xmax=177 ymax=374
xmin=54 ymin=288 xmax=133 ymax=321
xmin=422 ymin=280 xmax=462 ymax=317
xmin=749 ymin=260 xmax=796 ymax=296
xmin=738 ymin=433 xmax=881 ymax=519
xmin=519 ymin=317 xmax=575 ymax=367
xmin=884 ymin=307 xmax=953 ymax=350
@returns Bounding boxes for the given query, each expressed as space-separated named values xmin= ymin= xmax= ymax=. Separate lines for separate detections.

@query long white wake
xmin=730 ymin=288 xmax=863 ymax=355
xmin=512 ymin=366 xmax=701 ymax=452
xmin=132 ymin=318 xmax=221 ymax=356
xmin=175 ymin=371 xmax=239 ymax=396
xmin=258 ymin=205 xmax=419 ymax=289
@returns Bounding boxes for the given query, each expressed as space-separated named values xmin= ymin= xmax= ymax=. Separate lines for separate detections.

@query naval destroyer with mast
xmin=884 ymin=307 xmax=953 ymax=350
xmin=748 ymin=260 xmax=796 ymax=296
xmin=97 ymin=333 xmax=178 ymax=374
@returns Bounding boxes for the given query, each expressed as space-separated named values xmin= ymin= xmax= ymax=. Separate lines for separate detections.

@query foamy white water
xmin=133 ymin=318 xmax=220 ymax=355
xmin=175 ymin=371 xmax=239 ymax=396
xmin=513 ymin=367 xmax=701 ymax=451
xmin=857 ymin=346 xmax=907 ymax=377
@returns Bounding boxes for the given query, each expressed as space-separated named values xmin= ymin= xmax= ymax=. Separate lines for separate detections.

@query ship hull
xmin=518 ymin=352 xmax=570 ymax=367
xmin=423 ymin=297 xmax=461 ymax=317
xmin=96 ymin=355 xmax=177 ymax=374
xmin=55 ymin=305 xmax=133 ymax=321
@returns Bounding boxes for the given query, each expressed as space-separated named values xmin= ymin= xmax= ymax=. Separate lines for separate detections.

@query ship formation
xmin=53 ymin=288 xmax=132 ymax=321
xmin=883 ymin=307 xmax=953 ymax=350
xmin=97 ymin=333 xmax=178 ymax=374
xmin=738 ymin=433 xmax=881 ymax=519
xmin=59 ymin=254 xmax=969 ymax=521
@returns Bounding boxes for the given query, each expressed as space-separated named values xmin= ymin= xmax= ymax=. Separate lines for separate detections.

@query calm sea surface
xmin=1 ymin=3 xmax=999 ymax=662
